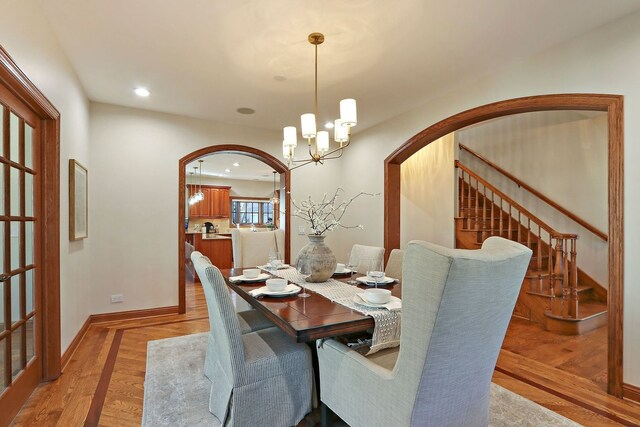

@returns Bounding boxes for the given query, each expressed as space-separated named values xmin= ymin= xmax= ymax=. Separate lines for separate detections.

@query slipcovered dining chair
xmin=317 ymin=237 xmax=531 ymax=427
xmin=195 ymin=260 xmax=314 ymax=426
xmin=231 ymin=228 xmax=285 ymax=268
xmin=384 ymin=248 xmax=404 ymax=281
xmin=191 ymin=252 xmax=273 ymax=380
xmin=348 ymin=244 xmax=385 ymax=274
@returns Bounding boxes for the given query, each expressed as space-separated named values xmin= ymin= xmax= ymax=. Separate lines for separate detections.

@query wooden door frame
xmin=0 ymin=44 xmax=61 ymax=414
xmin=384 ymin=94 xmax=624 ymax=397
xmin=178 ymin=145 xmax=291 ymax=313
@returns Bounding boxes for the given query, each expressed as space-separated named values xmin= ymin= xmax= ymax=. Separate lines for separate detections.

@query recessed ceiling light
xmin=134 ymin=87 xmax=151 ymax=97
xmin=233 ymin=162 xmax=240 ymax=167
xmin=236 ymin=107 xmax=255 ymax=115
xmin=225 ymin=168 xmax=231 ymax=173
xmin=324 ymin=122 xmax=334 ymax=129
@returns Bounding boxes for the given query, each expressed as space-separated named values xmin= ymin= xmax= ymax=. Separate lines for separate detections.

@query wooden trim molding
xmin=624 ymin=383 xmax=640 ymax=404
xmin=0 ymin=46 xmax=61 ymax=385
xmin=384 ymin=94 xmax=624 ymax=397
xmin=89 ymin=305 xmax=179 ymax=324
xmin=61 ymin=317 xmax=91 ymax=370
xmin=178 ymin=145 xmax=291 ymax=314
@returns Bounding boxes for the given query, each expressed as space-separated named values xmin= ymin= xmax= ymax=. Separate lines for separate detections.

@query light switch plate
xmin=298 ymin=225 xmax=306 ymax=235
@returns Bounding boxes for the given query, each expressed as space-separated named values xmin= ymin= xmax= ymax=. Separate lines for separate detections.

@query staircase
xmin=455 ymin=161 xmax=607 ymax=335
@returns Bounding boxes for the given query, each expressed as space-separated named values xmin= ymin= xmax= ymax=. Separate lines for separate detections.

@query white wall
xmin=336 ymin=10 xmax=640 ymax=385
xmin=457 ymin=111 xmax=608 ymax=287
xmin=88 ymin=102 xmax=344 ymax=314
xmin=400 ymin=134 xmax=455 ymax=249
xmin=0 ymin=0 xmax=92 ymax=352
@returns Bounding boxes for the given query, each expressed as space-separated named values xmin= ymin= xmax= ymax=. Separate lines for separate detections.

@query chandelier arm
xmin=288 ymin=158 xmax=316 ymax=171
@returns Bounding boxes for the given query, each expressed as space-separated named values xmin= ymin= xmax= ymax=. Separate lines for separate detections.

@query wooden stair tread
xmin=545 ymin=301 xmax=607 ymax=322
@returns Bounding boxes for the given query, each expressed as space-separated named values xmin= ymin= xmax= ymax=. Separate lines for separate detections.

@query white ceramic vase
xmin=297 ymin=234 xmax=337 ymax=282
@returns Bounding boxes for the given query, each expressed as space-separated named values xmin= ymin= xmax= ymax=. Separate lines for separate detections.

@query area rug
xmin=142 ymin=333 xmax=581 ymax=426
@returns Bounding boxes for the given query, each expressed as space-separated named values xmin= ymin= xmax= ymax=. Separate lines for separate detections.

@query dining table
xmin=222 ymin=267 xmax=402 ymax=343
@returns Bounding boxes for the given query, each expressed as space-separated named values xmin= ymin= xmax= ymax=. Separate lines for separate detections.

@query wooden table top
xmin=223 ymin=268 xmax=402 ymax=343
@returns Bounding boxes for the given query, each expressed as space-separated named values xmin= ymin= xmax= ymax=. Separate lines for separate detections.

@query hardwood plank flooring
xmin=9 ymin=281 xmax=640 ymax=426
xmin=502 ymin=317 xmax=608 ymax=391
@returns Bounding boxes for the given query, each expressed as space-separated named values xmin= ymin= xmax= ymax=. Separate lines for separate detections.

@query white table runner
xmin=263 ymin=267 xmax=401 ymax=355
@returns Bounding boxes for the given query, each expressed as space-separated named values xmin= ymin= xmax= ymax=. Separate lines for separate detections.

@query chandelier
xmin=188 ymin=160 xmax=204 ymax=205
xmin=270 ymin=171 xmax=279 ymax=205
xmin=282 ymin=32 xmax=357 ymax=170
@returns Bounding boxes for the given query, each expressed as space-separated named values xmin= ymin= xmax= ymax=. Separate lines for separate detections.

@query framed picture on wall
xmin=69 ymin=159 xmax=88 ymax=240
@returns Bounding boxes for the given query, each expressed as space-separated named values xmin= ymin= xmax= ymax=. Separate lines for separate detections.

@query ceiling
xmin=39 ymin=1 xmax=640 ymax=133
xmin=187 ymin=153 xmax=276 ymax=182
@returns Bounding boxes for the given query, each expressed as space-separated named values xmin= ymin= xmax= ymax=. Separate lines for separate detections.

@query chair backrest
xmin=348 ymin=244 xmax=385 ymax=274
xmin=231 ymin=229 xmax=285 ymax=268
xmin=384 ymin=249 xmax=404 ymax=281
xmin=191 ymin=251 xmax=245 ymax=378
xmin=396 ymin=237 xmax=531 ymax=426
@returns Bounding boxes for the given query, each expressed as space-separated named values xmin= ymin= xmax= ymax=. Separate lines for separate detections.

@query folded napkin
xmin=228 ymin=274 xmax=266 ymax=283
xmin=355 ymin=276 xmax=397 ymax=285
xmin=249 ymin=284 xmax=299 ymax=297
xmin=257 ymin=264 xmax=290 ymax=270
xmin=355 ymin=293 xmax=402 ymax=311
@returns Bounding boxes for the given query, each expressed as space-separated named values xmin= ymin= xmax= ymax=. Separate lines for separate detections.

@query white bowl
xmin=266 ymin=278 xmax=287 ymax=292
xmin=363 ymin=288 xmax=392 ymax=304
xmin=243 ymin=268 xmax=261 ymax=279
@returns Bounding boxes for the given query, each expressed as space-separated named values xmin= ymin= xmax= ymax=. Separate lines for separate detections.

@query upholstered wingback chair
xmin=231 ymin=228 xmax=285 ymax=268
xmin=384 ymin=248 xmax=404 ymax=281
xmin=348 ymin=244 xmax=385 ymax=274
xmin=317 ymin=237 xmax=532 ymax=426
xmin=195 ymin=259 xmax=314 ymax=426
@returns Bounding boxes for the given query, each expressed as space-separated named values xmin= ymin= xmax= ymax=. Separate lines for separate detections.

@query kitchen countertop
xmin=202 ymin=233 xmax=232 ymax=240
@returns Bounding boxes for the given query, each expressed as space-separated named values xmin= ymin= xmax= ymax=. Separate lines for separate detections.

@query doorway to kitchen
xmin=177 ymin=145 xmax=290 ymax=314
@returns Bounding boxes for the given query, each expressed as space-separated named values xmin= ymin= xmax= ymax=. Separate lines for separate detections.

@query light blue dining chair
xmin=191 ymin=251 xmax=273 ymax=380
xmin=317 ymin=237 xmax=532 ymax=426
xmin=195 ymin=261 xmax=314 ymax=426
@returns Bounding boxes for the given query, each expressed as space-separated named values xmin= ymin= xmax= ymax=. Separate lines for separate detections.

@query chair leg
xmin=320 ymin=402 xmax=330 ymax=427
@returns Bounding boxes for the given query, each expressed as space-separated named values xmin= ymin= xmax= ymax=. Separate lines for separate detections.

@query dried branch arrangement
xmin=291 ymin=188 xmax=379 ymax=235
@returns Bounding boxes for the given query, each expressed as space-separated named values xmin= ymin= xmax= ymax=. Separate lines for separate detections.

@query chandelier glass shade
xmin=282 ymin=32 xmax=357 ymax=170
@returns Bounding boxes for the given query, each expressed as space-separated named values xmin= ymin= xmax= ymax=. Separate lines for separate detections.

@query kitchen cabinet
xmin=191 ymin=234 xmax=233 ymax=281
xmin=188 ymin=185 xmax=231 ymax=218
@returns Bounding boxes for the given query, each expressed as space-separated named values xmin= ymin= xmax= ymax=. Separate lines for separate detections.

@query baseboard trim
xmin=624 ymin=382 xmax=640 ymax=404
xmin=61 ymin=316 xmax=91 ymax=371
xmin=59 ymin=305 xmax=179 ymax=370
xmin=89 ymin=305 xmax=180 ymax=324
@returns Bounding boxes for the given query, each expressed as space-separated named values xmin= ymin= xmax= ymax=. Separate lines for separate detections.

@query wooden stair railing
xmin=459 ymin=143 xmax=608 ymax=241
xmin=456 ymin=160 xmax=580 ymax=320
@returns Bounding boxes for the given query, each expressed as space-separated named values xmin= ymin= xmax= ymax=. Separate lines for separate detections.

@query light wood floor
xmin=9 ymin=281 xmax=640 ymax=426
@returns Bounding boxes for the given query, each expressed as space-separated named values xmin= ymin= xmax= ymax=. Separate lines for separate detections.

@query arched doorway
xmin=178 ymin=145 xmax=291 ymax=313
xmin=383 ymin=94 xmax=623 ymax=397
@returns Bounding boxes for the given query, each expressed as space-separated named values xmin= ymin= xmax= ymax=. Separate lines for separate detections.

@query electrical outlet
xmin=111 ymin=294 xmax=124 ymax=303
xmin=298 ymin=225 xmax=306 ymax=235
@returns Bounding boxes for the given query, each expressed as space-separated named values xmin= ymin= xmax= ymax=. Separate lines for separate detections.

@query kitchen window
xmin=231 ymin=199 xmax=274 ymax=226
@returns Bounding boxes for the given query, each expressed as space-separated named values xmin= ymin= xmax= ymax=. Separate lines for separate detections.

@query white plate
xmin=333 ymin=268 xmax=353 ymax=275
xmin=252 ymin=284 xmax=301 ymax=297
xmin=236 ymin=273 xmax=270 ymax=282
xmin=355 ymin=276 xmax=396 ymax=286
xmin=352 ymin=294 xmax=401 ymax=309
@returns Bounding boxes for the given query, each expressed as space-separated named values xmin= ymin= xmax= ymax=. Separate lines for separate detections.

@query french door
xmin=0 ymin=75 xmax=44 ymax=424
